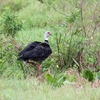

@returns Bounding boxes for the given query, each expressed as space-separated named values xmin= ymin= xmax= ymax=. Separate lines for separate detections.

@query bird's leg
xmin=26 ymin=60 xmax=36 ymax=66
xmin=36 ymin=64 xmax=41 ymax=77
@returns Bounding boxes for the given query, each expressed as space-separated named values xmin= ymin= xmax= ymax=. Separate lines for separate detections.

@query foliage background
xmin=0 ymin=0 xmax=100 ymax=99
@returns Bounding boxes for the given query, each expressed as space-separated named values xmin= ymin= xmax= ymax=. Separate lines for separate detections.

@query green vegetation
xmin=0 ymin=0 xmax=100 ymax=99
xmin=0 ymin=7 xmax=23 ymax=37
xmin=0 ymin=78 xmax=100 ymax=100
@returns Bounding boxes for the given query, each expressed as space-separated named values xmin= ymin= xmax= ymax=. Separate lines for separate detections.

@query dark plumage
xmin=17 ymin=31 xmax=52 ymax=77
xmin=17 ymin=41 xmax=52 ymax=63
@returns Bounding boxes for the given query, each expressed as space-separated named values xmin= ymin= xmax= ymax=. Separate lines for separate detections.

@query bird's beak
xmin=50 ymin=33 xmax=52 ymax=36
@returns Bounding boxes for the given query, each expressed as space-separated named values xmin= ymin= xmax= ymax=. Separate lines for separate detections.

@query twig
xmin=79 ymin=1 xmax=86 ymax=36
xmin=44 ymin=2 xmax=67 ymax=16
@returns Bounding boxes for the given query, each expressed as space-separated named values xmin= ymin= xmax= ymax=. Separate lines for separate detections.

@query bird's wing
xmin=18 ymin=41 xmax=41 ymax=56
xmin=22 ymin=43 xmax=52 ymax=59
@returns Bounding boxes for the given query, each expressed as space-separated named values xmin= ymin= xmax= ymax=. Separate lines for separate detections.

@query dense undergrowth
xmin=0 ymin=0 xmax=100 ymax=86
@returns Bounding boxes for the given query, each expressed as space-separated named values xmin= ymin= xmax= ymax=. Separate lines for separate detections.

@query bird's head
xmin=44 ymin=31 xmax=51 ymax=40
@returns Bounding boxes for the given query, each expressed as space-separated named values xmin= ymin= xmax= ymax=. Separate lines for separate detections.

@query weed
xmin=0 ymin=7 xmax=23 ymax=37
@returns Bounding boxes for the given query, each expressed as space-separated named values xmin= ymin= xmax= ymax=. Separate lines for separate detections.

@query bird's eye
xmin=48 ymin=32 xmax=51 ymax=35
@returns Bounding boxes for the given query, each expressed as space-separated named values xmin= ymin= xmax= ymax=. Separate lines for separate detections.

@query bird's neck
xmin=44 ymin=35 xmax=49 ymax=44
xmin=45 ymin=40 xmax=49 ymax=44
xmin=44 ymin=36 xmax=48 ymax=41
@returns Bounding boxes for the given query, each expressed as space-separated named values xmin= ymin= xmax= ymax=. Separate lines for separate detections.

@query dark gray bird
xmin=17 ymin=31 xmax=52 ymax=77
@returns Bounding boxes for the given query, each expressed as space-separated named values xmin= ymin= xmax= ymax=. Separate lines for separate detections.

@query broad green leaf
xmin=44 ymin=74 xmax=55 ymax=84
xmin=82 ymin=70 xmax=94 ymax=82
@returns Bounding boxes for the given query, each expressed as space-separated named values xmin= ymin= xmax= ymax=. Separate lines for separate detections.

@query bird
xmin=17 ymin=31 xmax=52 ymax=77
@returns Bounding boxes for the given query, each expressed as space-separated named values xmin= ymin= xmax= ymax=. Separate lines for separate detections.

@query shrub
xmin=0 ymin=37 xmax=22 ymax=78
xmin=0 ymin=7 xmax=23 ymax=37
xmin=48 ymin=0 xmax=100 ymax=73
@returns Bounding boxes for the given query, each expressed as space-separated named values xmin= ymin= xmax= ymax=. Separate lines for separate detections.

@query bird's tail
xmin=17 ymin=57 xmax=24 ymax=61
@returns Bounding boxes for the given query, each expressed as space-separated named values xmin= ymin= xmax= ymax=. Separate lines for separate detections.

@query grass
xmin=16 ymin=27 xmax=53 ymax=43
xmin=0 ymin=78 xmax=100 ymax=100
xmin=18 ymin=0 xmax=65 ymax=28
